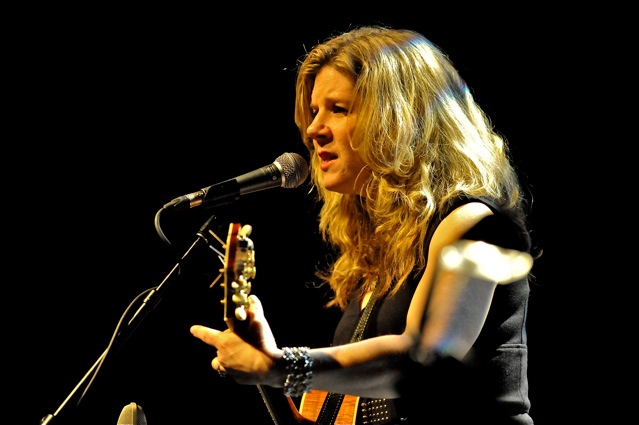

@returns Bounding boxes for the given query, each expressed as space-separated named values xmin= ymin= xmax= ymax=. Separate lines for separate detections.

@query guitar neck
xmin=221 ymin=223 xmax=333 ymax=424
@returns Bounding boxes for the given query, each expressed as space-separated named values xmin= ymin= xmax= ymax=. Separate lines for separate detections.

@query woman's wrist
xmin=281 ymin=346 xmax=313 ymax=397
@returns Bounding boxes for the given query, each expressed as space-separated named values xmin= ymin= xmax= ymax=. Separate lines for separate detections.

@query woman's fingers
xmin=190 ymin=325 xmax=221 ymax=346
xmin=247 ymin=295 xmax=278 ymax=351
xmin=247 ymin=295 xmax=263 ymax=316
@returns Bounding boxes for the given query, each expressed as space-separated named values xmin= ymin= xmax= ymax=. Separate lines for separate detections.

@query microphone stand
xmin=40 ymin=213 xmax=222 ymax=425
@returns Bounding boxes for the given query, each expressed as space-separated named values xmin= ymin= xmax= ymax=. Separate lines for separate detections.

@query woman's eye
xmin=334 ymin=106 xmax=348 ymax=114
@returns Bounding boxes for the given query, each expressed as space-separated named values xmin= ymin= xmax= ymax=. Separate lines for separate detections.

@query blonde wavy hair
xmin=294 ymin=26 xmax=524 ymax=310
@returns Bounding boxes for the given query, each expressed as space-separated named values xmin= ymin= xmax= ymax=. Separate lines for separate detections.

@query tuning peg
xmin=240 ymin=224 xmax=253 ymax=238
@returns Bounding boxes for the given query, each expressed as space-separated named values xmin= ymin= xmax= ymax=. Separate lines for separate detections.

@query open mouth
xmin=319 ymin=152 xmax=338 ymax=162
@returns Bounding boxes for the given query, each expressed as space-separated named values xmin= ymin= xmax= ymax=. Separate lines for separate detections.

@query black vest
xmin=332 ymin=197 xmax=534 ymax=425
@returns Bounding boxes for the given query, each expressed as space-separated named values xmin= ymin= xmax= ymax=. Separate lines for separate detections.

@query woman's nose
xmin=306 ymin=120 xmax=320 ymax=138
xmin=307 ymin=115 xmax=329 ymax=139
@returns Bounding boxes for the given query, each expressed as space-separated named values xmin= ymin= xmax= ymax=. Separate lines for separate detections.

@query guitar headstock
xmin=221 ymin=222 xmax=256 ymax=332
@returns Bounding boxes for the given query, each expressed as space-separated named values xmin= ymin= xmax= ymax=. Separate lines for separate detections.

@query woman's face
xmin=307 ymin=66 xmax=370 ymax=195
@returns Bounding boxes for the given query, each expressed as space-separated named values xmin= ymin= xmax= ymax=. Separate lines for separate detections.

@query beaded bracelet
xmin=282 ymin=346 xmax=313 ymax=397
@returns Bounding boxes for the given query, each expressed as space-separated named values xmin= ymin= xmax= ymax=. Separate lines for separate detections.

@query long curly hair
xmin=294 ymin=26 xmax=526 ymax=310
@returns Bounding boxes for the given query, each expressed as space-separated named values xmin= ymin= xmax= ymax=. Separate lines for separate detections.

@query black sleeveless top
xmin=332 ymin=197 xmax=534 ymax=425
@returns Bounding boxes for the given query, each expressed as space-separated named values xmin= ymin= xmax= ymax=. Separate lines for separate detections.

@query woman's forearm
xmin=277 ymin=334 xmax=415 ymax=399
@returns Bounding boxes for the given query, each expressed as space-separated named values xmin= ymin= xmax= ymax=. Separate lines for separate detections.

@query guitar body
xmin=256 ymin=387 xmax=359 ymax=425
xmin=298 ymin=390 xmax=359 ymax=424
xmin=220 ymin=223 xmax=359 ymax=425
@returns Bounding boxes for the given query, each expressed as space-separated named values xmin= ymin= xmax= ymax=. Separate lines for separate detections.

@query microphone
xmin=163 ymin=152 xmax=309 ymax=211
xmin=117 ymin=402 xmax=147 ymax=425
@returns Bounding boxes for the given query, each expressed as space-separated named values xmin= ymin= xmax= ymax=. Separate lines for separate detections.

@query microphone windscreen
xmin=276 ymin=152 xmax=309 ymax=188
xmin=117 ymin=402 xmax=147 ymax=425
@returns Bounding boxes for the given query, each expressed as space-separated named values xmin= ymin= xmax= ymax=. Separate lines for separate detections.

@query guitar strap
xmin=315 ymin=280 xmax=383 ymax=425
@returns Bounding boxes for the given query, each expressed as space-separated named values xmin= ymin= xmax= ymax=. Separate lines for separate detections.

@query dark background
xmin=7 ymin=5 xmax=593 ymax=425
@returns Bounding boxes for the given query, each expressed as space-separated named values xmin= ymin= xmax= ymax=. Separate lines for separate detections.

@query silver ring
xmin=218 ymin=370 xmax=228 ymax=378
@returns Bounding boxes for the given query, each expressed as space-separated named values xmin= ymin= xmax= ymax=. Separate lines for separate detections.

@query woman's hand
xmin=190 ymin=295 xmax=284 ymax=387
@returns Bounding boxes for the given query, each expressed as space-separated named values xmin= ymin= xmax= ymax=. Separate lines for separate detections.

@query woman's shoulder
xmin=432 ymin=196 xmax=530 ymax=253
xmin=450 ymin=197 xmax=530 ymax=252
xmin=431 ymin=201 xmax=494 ymax=249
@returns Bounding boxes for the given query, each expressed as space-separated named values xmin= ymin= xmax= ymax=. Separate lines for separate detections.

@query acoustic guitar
xmin=219 ymin=222 xmax=359 ymax=424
